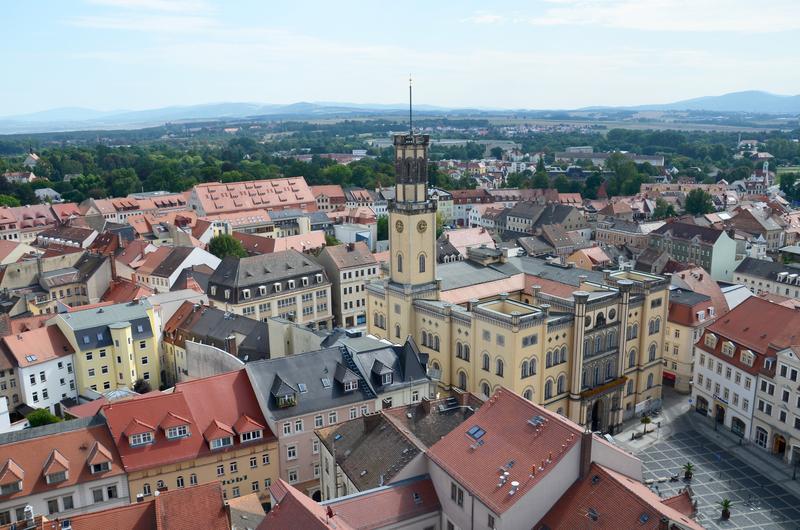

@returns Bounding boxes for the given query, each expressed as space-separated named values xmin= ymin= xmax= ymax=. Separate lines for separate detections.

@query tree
xmin=490 ymin=146 xmax=503 ymax=160
xmin=719 ymin=498 xmax=732 ymax=521
xmin=531 ymin=172 xmax=550 ymax=189
xmin=108 ymin=168 xmax=141 ymax=197
xmin=684 ymin=188 xmax=715 ymax=215
xmin=640 ymin=415 xmax=652 ymax=434
xmin=28 ymin=408 xmax=61 ymax=427
xmin=780 ymin=172 xmax=800 ymax=202
xmin=208 ymin=234 xmax=248 ymax=259
xmin=324 ymin=234 xmax=341 ymax=246
xmin=652 ymin=198 xmax=676 ymax=220
xmin=0 ymin=194 xmax=20 ymax=207
xmin=683 ymin=462 xmax=694 ymax=480
xmin=377 ymin=216 xmax=388 ymax=240
xmin=553 ymin=175 xmax=571 ymax=193
xmin=436 ymin=211 xmax=445 ymax=238
xmin=133 ymin=378 xmax=152 ymax=394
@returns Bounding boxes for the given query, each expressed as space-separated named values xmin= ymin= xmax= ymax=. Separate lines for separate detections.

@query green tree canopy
xmin=0 ymin=194 xmax=20 ymax=207
xmin=208 ymin=234 xmax=248 ymax=259
xmin=377 ymin=216 xmax=388 ymax=240
xmin=652 ymin=198 xmax=676 ymax=219
xmin=28 ymin=408 xmax=61 ymax=427
xmin=684 ymin=188 xmax=715 ymax=215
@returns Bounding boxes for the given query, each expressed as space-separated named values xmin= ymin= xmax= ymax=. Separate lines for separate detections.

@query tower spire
xmin=409 ymin=74 xmax=413 ymax=135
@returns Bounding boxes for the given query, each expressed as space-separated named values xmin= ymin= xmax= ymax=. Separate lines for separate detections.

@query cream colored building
xmin=316 ymin=242 xmax=379 ymax=328
xmin=663 ymin=288 xmax=719 ymax=393
xmin=366 ymin=133 xmax=668 ymax=433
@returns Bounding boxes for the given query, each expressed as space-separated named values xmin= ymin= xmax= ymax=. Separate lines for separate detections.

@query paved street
xmin=615 ymin=388 xmax=800 ymax=529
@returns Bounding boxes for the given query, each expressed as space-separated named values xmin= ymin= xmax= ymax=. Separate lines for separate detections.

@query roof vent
xmin=591 ymin=474 xmax=600 ymax=485
xmin=508 ymin=481 xmax=520 ymax=496
xmin=587 ymin=508 xmax=599 ymax=521
xmin=639 ymin=513 xmax=650 ymax=524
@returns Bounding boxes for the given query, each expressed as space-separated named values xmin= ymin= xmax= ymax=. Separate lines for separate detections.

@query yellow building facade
xmin=52 ymin=301 xmax=162 ymax=394
xmin=366 ymin=133 xmax=668 ymax=433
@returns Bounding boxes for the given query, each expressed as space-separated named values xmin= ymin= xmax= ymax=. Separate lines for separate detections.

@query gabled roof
xmin=334 ymin=362 xmax=360 ymax=384
xmin=233 ymin=414 xmax=265 ymax=434
xmin=0 ymin=459 xmax=24 ymax=485
xmin=319 ymin=241 xmax=376 ymax=270
xmin=427 ymin=388 xmax=583 ymax=515
xmin=123 ymin=418 xmax=156 ymax=437
xmin=203 ymin=420 xmax=235 ymax=441
xmin=263 ymin=479 xmax=354 ymax=530
xmin=1 ymin=325 xmax=74 ymax=368
xmin=87 ymin=441 xmax=114 ymax=465
xmin=651 ymin=221 xmax=724 ymax=244
xmin=536 ymin=463 xmax=703 ymax=530
xmin=270 ymin=373 xmax=298 ymax=397
xmin=159 ymin=411 xmax=192 ymax=430
xmin=42 ymin=449 xmax=69 ymax=475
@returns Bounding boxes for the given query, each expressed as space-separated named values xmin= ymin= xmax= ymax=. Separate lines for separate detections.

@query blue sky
xmin=2 ymin=0 xmax=799 ymax=115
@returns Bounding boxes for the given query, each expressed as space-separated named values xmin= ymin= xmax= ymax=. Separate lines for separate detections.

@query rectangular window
xmin=129 ymin=432 xmax=153 ymax=446
xmin=62 ymin=495 xmax=74 ymax=511
xmin=232 ymin=487 xmax=240 ymax=498
xmin=350 ymin=407 xmax=357 ymax=420
xmin=287 ymin=445 xmax=297 ymax=460
xmin=283 ymin=422 xmax=291 ymax=435
xmin=210 ymin=437 xmax=233 ymax=450
xmin=288 ymin=469 xmax=298 ymax=483
xmin=312 ymin=438 xmax=320 ymax=454
xmin=252 ymin=481 xmax=260 ymax=492
xmin=230 ymin=461 xmax=238 ymax=473
xmin=167 ymin=425 xmax=189 ymax=439
xmin=217 ymin=465 xmax=225 ymax=476
xmin=250 ymin=456 xmax=257 ymax=469
xmin=262 ymin=453 xmax=270 ymax=465
xmin=328 ymin=412 xmax=337 ymax=424
xmin=241 ymin=430 xmax=262 ymax=443
xmin=92 ymin=489 xmax=104 ymax=503
xmin=294 ymin=419 xmax=303 ymax=432
xmin=47 ymin=499 xmax=59 ymax=515
xmin=91 ymin=462 xmax=110 ymax=474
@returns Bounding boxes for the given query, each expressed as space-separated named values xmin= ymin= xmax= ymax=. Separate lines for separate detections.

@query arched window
xmin=595 ymin=335 xmax=603 ymax=353
xmin=395 ymin=325 xmax=400 ymax=339
xmin=654 ymin=317 xmax=661 ymax=334
xmin=421 ymin=331 xmax=428 ymax=347
xmin=530 ymin=357 xmax=537 ymax=375
xmin=177 ymin=476 xmax=184 ymax=488
xmin=582 ymin=370 xmax=588 ymax=388
xmin=496 ymin=358 xmax=504 ymax=377
xmin=458 ymin=371 xmax=467 ymax=391
xmin=593 ymin=366 xmax=600 ymax=386
xmin=431 ymin=361 xmax=441 ymax=375
xmin=626 ymin=380 xmax=634 ymax=395
xmin=397 ymin=253 xmax=403 ymax=272
xmin=584 ymin=338 xmax=591 ymax=356
xmin=157 ymin=480 xmax=165 ymax=489
xmin=546 ymin=351 xmax=552 ymax=368
xmin=628 ymin=349 xmax=636 ymax=368
xmin=433 ymin=335 xmax=440 ymax=351
xmin=560 ymin=346 xmax=567 ymax=363
xmin=482 ymin=353 xmax=490 ymax=371
xmin=523 ymin=388 xmax=533 ymax=401
xmin=606 ymin=362 xmax=613 ymax=379
xmin=545 ymin=379 xmax=553 ymax=399
xmin=419 ymin=254 xmax=426 ymax=273
xmin=557 ymin=374 xmax=566 ymax=394
xmin=647 ymin=373 xmax=654 ymax=389
xmin=595 ymin=312 xmax=606 ymax=327
xmin=463 ymin=345 xmax=470 ymax=362
xmin=143 ymin=483 xmax=151 ymax=495
xmin=631 ymin=323 xmax=638 ymax=339
xmin=648 ymin=343 xmax=657 ymax=362
xmin=482 ymin=382 xmax=491 ymax=397
xmin=456 ymin=342 xmax=463 ymax=359
xmin=607 ymin=330 xmax=616 ymax=350
xmin=521 ymin=360 xmax=529 ymax=379
xmin=190 ymin=473 xmax=197 ymax=486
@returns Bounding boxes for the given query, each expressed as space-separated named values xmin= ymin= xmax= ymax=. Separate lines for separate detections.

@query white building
xmin=2 ymin=327 xmax=77 ymax=415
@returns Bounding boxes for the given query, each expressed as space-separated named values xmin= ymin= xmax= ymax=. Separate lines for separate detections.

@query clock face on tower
xmin=417 ymin=220 xmax=427 ymax=233
xmin=395 ymin=220 xmax=404 ymax=233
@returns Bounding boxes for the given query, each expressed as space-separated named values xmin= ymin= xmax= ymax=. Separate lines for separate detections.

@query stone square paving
xmin=640 ymin=428 xmax=800 ymax=529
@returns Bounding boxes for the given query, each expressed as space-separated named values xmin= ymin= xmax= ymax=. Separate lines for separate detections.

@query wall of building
xmin=18 ymin=358 xmax=76 ymax=415
xmin=180 ymin=341 xmax=245 ymax=382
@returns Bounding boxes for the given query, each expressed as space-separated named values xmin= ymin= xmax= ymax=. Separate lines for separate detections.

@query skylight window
xmin=466 ymin=425 xmax=485 ymax=440
xmin=321 ymin=378 xmax=331 ymax=388
xmin=298 ymin=383 xmax=308 ymax=393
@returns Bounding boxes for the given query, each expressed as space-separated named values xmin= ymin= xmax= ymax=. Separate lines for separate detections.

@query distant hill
xmin=1 ymin=90 xmax=798 ymax=134
xmin=623 ymin=91 xmax=800 ymax=114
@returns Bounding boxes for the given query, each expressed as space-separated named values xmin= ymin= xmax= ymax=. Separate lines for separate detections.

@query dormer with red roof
xmin=42 ymin=450 xmax=69 ymax=484
xmin=0 ymin=459 xmax=24 ymax=495
xmin=122 ymin=418 xmax=156 ymax=447
xmin=159 ymin=411 xmax=192 ymax=441
xmin=233 ymin=414 xmax=266 ymax=444
xmin=203 ymin=420 xmax=235 ymax=450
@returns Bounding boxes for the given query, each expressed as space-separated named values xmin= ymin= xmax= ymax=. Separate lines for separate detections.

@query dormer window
xmin=210 ymin=286 xmax=217 ymax=296
xmin=46 ymin=470 xmax=67 ymax=484
xmin=242 ymin=289 xmax=251 ymax=299
xmin=704 ymin=333 xmax=717 ymax=348
xmin=129 ymin=432 xmax=154 ymax=447
xmin=167 ymin=425 xmax=189 ymax=440
xmin=697 ymin=310 xmax=706 ymax=321
xmin=224 ymin=289 xmax=231 ymax=299
xmin=741 ymin=349 xmax=755 ymax=367
xmin=302 ymin=277 xmax=309 ymax=286
xmin=258 ymin=285 xmax=267 ymax=296
xmin=382 ymin=373 xmax=393 ymax=385
xmin=210 ymin=436 xmax=233 ymax=450
xmin=274 ymin=283 xmax=282 ymax=293
xmin=721 ymin=341 xmax=735 ymax=357
xmin=240 ymin=430 xmax=262 ymax=443
xmin=277 ymin=394 xmax=296 ymax=408
xmin=288 ymin=280 xmax=296 ymax=289
xmin=343 ymin=380 xmax=358 ymax=392
xmin=0 ymin=481 xmax=21 ymax=495
xmin=316 ymin=273 xmax=323 ymax=283
xmin=90 ymin=462 xmax=110 ymax=474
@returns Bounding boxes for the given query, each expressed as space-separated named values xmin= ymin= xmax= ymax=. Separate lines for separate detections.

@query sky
xmin=2 ymin=0 xmax=800 ymax=116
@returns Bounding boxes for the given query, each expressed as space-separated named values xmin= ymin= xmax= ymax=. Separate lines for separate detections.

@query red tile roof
xmin=330 ymin=477 xmax=440 ymax=530
xmin=63 ymin=482 xmax=230 ymax=530
xmin=536 ymin=463 xmax=703 ymax=530
xmin=104 ymin=370 xmax=275 ymax=472
xmin=1 ymin=326 xmax=74 ymax=368
xmin=696 ymin=296 xmax=800 ymax=375
xmin=102 ymin=278 xmax=155 ymax=304
xmin=260 ymin=480 xmax=353 ymax=530
xmin=427 ymin=388 xmax=582 ymax=514
xmin=193 ymin=178 xmax=316 ymax=215
xmin=0 ymin=423 xmax=124 ymax=500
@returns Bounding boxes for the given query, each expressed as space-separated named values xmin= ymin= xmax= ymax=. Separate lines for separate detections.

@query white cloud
xmin=86 ymin=0 xmax=212 ymax=13
xmin=526 ymin=0 xmax=800 ymax=33
xmin=69 ymin=14 xmax=216 ymax=32
xmin=461 ymin=12 xmax=505 ymax=24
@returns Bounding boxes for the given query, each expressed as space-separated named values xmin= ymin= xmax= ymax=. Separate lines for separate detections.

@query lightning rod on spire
xmin=409 ymin=74 xmax=413 ymax=135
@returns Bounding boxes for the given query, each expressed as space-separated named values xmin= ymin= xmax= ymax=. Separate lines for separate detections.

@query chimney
xmin=109 ymin=253 xmax=117 ymax=281
xmin=224 ymin=335 xmax=238 ymax=358
xmin=698 ymin=273 xmax=703 ymax=281
xmin=421 ymin=397 xmax=433 ymax=415
xmin=347 ymin=242 xmax=355 ymax=252
xmin=579 ymin=431 xmax=593 ymax=479
xmin=364 ymin=412 xmax=382 ymax=432
xmin=36 ymin=256 xmax=43 ymax=278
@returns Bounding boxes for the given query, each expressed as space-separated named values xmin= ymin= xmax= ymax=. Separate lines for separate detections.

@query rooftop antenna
xmin=409 ymin=74 xmax=413 ymax=135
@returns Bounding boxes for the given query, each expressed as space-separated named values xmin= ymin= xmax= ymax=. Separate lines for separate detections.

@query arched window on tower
xmin=496 ymin=358 xmax=504 ymax=377
xmin=419 ymin=254 xmax=426 ymax=273
xmin=557 ymin=374 xmax=566 ymax=394
xmin=545 ymin=379 xmax=553 ymax=399
xmin=463 ymin=345 xmax=470 ymax=362
xmin=521 ymin=360 xmax=529 ymax=379
xmin=397 ymin=253 xmax=403 ymax=273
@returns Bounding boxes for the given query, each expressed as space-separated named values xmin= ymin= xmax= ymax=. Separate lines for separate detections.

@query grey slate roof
xmin=57 ymin=301 xmax=153 ymax=351
xmin=651 ymin=221 xmax=724 ymax=244
xmin=177 ymin=305 xmax=268 ymax=361
xmin=734 ymin=257 xmax=800 ymax=280
xmin=668 ymin=288 xmax=711 ymax=307
xmin=437 ymin=261 xmax=511 ymax=291
xmin=501 ymin=257 xmax=605 ymax=286
xmin=210 ymin=250 xmax=325 ymax=288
